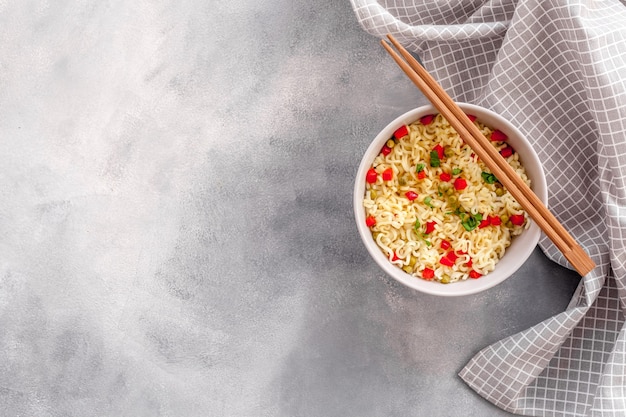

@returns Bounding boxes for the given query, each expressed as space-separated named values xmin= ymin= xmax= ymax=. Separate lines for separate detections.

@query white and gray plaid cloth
xmin=349 ymin=0 xmax=626 ymax=415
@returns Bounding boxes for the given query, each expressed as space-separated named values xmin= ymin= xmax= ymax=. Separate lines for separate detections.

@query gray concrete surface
xmin=0 ymin=1 xmax=581 ymax=416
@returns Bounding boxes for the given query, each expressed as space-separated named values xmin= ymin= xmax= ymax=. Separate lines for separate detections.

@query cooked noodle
xmin=364 ymin=114 xmax=530 ymax=283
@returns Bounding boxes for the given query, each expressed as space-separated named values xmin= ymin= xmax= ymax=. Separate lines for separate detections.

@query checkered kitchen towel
xmin=350 ymin=0 xmax=626 ymax=415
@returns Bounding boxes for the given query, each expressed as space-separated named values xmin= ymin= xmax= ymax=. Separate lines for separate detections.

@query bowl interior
xmin=354 ymin=103 xmax=547 ymax=296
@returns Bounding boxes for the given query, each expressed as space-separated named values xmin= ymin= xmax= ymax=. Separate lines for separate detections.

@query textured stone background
xmin=0 ymin=1 xmax=581 ymax=416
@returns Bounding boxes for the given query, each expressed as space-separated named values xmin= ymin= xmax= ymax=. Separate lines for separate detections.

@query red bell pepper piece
xmin=440 ymin=240 xmax=451 ymax=250
xmin=500 ymin=146 xmax=514 ymax=158
xmin=466 ymin=114 xmax=477 ymax=122
xmin=478 ymin=219 xmax=490 ymax=229
xmin=420 ymin=114 xmax=435 ymax=125
xmin=440 ymin=256 xmax=454 ymax=267
xmin=433 ymin=144 xmax=444 ymax=159
xmin=469 ymin=270 xmax=482 ymax=279
xmin=405 ymin=191 xmax=418 ymax=201
xmin=366 ymin=216 xmax=376 ymax=227
xmin=510 ymin=214 xmax=525 ymax=226
xmin=425 ymin=221 xmax=436 ymax=234
xmin=417 ymin=170 xmax=427 ymax=180
xmin=422 ymin=268 xmax=435 ymax=280
xmin=489 ymin=215 xmax=502 ymax=226
xmin=366 ymin=168 xmax=377 ymax=184
xmin=391 ymin=252 xmax=400 ymax=261
xmin=439 ymin=172 xmax=451 ymax=182
xmin=453 ymin=178 xmax=467 ymax=190
xmin=381 ymin=144 xmax=392 ymax=156
xmin=445 ymin=251 xmax=458 ymax=262
xmin=393 ymin=125 xmax=409 ymax=139
xmin=490 ymin=129 xmax=508 ymax=141
xmin=382 ymin=168 xmax=393 ymax=181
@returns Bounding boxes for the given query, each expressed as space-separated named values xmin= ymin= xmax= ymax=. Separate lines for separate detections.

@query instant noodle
xmin=363 ymin=113 xmax=529 ymax=283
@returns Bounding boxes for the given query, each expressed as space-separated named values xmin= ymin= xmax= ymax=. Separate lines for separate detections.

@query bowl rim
xmin=353 ymin=103 xmax=548 ymax=296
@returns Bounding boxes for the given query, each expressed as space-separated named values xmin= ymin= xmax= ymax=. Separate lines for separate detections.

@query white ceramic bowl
xmin=354 ymin=104 xmax=548 ymax=296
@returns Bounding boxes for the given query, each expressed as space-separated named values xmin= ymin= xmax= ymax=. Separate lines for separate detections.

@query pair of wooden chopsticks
xmin=380 ymin=34 xmax=595 ymax=276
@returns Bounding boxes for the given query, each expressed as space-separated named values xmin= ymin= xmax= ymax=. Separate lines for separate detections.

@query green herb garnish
xmin=429 ymin=151 xmax=440 ymax=167
xmin=424 ymin=196 xmax=434 ymax=208
xmin=460 ymin=213 xmax=483 ymax=232
xmin=481 ymin=172 xmax=498 ymax=184
xmin=414 ymin=220 xmax=431 ymax=246
xmin=452 ymin=168 xmax=462 ymax=175
xmin=415 ymin=163 xmax=425 ymax=173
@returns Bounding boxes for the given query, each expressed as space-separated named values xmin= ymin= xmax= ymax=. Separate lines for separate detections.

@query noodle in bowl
xmin=354 ymin=104 xmax=547 ymax=296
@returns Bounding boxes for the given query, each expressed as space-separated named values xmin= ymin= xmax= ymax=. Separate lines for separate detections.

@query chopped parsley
xmin=413 ymin=219 xmax=431 ymax=245
xmin=481 ymin=172 xmax=498 ymax=184
xmin=429 ymin=151 xmax=440 ymax=167
xmin=458 ymin=212 xmax=483 ymax=232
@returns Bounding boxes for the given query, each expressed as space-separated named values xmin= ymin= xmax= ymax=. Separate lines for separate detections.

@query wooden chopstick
xmin=380 ymin=34 xmax=595 ymax=276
